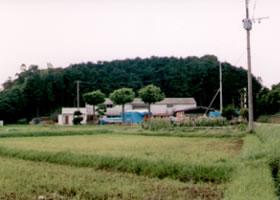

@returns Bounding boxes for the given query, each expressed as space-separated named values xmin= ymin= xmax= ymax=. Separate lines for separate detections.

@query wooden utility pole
xmin=243 ymin=0 xmax=254 ymax=132
xmin=219 ymin=61 xmax=223 ymax=113
xmin=76 ymin=80 xmax=80 ymax=110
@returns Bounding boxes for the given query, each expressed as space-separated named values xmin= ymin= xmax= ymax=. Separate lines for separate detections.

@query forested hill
xmin=0 ymin=55 xmax=263 ymax=123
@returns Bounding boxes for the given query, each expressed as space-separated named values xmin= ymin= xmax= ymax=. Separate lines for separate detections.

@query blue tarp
xmin=99 ymin=111 xmax=149 ymax=124
xmin=124 ymin=111 xmax=149 ymax=124
xmin=208 ymin=111 xmax=222 ymax=118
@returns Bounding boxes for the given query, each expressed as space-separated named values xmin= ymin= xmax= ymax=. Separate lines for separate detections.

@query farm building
xmin=174 ymin=106 xmax=216 ymax=121
xmin=58 ymin=107 xmax=92 ymax=125
xmin=58 ymin=98 xmax=197 ymax=125
xmin=98 ymin=98 xmax=197 ymax=117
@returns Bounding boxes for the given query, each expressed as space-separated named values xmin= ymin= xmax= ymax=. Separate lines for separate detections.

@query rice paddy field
xmin=0 ymin=124 xmax=279 ymax=199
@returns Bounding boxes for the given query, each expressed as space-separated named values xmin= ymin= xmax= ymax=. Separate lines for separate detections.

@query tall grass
xmin=142 ymin=118 xmax=172 ymax=131
xmin=142 ymin=117 xmax=229 ymax=131
xmin=179 ymin=117 xmax=229 ymax=127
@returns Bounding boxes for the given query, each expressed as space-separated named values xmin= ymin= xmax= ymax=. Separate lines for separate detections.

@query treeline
xmin=256 ymin=83 xmax=280 ymax=115
xmin=0 ymin=55 xmax=275 ymax=123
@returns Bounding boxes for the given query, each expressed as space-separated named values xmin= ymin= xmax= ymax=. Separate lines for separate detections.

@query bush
xmin=257 ymin=115 xmax=270 ymax=123
xmin=240 ymin=108 xmax=248 ymax=120
xmin=17 ymin=118 xmax=28 ymax=124
xmin=222 ymin=106 xmax=239 ymax=120
xmin=73 ymin=110 xmax=83 ymax=125
xmin=142 ymin=117 xmax=172 ymax=131
xmin=50 ymin=109 xmax=61 ymax=122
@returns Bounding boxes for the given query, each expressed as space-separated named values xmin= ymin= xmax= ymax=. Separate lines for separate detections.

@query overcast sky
xmin=0 ymin=0 xmax=279 ymax=88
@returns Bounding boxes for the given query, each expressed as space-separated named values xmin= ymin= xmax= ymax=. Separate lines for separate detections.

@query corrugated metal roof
xmin=104 ymin=98 xmax=196 ymax=105
xmin=62 ymin=108 xmax=87 ymax=115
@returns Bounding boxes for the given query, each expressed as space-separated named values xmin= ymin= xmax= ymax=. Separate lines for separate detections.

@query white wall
xmin=106 ymin=104 xmax=133 ymax=116
xmin=173 ymin=104 xmax=197 ymax=112
xmin=58 ymin=114 xmax=87 ymax=125
xmin=151 ymin=105 xmax=168 ymax=115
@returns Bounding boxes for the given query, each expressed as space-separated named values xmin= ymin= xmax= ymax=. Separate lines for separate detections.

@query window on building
xmin=107 ymin=104 xmax=113 ymax=108
xmin=132 ymin=105 xmax=148 ymax=109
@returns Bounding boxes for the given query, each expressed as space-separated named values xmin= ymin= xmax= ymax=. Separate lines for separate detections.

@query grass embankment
xmin=224 ymin=135 xmax=277 ymax=200
xmin=256 ymin=124 xmax=280 ymax=197
xmin=0 ymin=124 xmax=246 ymax=138
xmin=0 ymin=157 xmax=224 ymax=200
xmin=0 ymin=135 xmax=240 ymax=183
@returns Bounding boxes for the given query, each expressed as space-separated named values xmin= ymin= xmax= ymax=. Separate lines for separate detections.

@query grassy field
xmin=0 ymin=124 xmax=279 ymax=199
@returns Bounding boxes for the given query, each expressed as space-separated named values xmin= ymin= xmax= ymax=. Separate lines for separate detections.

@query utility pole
xmin=243 ymin=0 xmax=254 ymax=132
xmin=76 ymin=80 xmax=80 ymax=110
xmin=219 ymin=61 xmax=223 ymax=113
xmin=242 ymin=0 xmax=268 ymax=131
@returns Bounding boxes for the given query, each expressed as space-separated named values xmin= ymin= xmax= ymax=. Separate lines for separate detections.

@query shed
xmin=174 ymin=106 xmax=215 ymax=121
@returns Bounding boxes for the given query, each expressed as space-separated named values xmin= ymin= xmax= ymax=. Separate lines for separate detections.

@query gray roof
xmin=104 ymin=98 xmax=196 ymax=105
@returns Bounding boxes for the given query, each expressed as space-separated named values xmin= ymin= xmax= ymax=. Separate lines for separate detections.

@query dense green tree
xmin=256 ymin=83 xmax=280 ymax=115
xmin=109 ymin=88 xmax=135 ymax=122
xmin=139 ymin=84 xmax=165 ymax=113
xmin=0 ymin=56 xmax=265 ymax=123
xmin=83 ymin=90 xmax=106 ymax=122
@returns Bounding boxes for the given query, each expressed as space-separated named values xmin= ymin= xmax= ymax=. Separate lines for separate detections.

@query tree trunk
xmin=36 ymin=105 xmax=40 ymax=118
xmin=148 ymin=103 xmax=151 ymax=115
xmin=122 ymin=104 xmax=125 ymax=123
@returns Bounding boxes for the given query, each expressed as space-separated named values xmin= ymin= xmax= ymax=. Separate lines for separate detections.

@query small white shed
xmin=58 ymin=108 xmax=88 ymax=125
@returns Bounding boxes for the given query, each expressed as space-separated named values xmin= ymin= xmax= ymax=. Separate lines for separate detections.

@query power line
xmin=252 ymin=0 xmax=258 ymax=18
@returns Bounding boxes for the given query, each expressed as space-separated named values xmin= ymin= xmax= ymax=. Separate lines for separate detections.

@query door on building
xmin=65 ymin=115 xmax=69 ymax=125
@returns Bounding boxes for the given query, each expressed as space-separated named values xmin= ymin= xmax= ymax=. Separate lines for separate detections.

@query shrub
xmin=240 ymin=108 xmax=248 ymax=121
xmin=73 ymin=110 xmax=83 ymax=125
xmin=17 ymin=118 xmax=28 ymax=124
xmin=257 ymin=115 xmax=270 ymax=123
xmin=222 ymin=106 xmax=239 ymax=120
xmin=50 ymin=109 xmax=61 ymax=122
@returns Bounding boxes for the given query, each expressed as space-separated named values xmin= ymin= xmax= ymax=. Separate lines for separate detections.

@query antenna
xmin=251 ymin=16 xmax=269 ymax=24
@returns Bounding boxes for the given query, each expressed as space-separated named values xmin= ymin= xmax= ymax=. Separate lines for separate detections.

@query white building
xmin=58 ymin=106 xmax=92 ymax=125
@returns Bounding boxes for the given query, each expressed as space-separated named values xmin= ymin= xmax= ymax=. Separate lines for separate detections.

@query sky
xmin=0 ymin=0 xmax=279 ymax=88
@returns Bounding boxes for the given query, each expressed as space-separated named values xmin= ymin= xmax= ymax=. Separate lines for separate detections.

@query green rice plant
xmin=0 ymin=145 xmax=233 ymax=183
xmin=0 ymin=157 xmax=225 ymax=200
xmin=0 ymin=135 xmax=242 ymax=165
